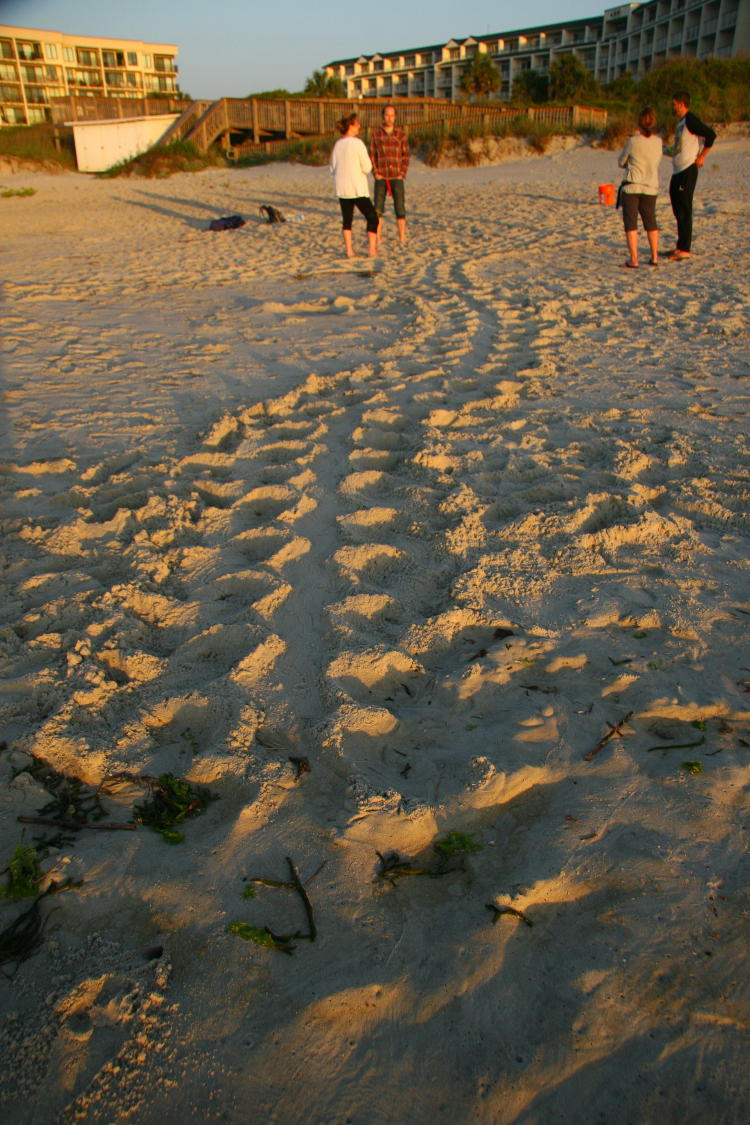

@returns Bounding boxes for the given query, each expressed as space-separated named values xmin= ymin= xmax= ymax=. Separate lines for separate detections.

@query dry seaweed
xmin=0 ymin=879 xmax=80 ymax=978
xmin=14 ymin=756 xmax=114 ymax=846
xmin=374 ymin=850 xmax=429 ymax=886
xmin=646 ymin=735 xmax=705 ymax=753
xmin=486 ymin=902 xmax=533 ymax=927
xmin=374 ymin=832 xmax=483 ymax=886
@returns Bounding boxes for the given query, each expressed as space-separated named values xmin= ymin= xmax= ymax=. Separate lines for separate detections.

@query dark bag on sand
xmin=208 ymin=214 xmax=245 ymax=231
xmin=259 ymin=204 xmax=286 ymax=224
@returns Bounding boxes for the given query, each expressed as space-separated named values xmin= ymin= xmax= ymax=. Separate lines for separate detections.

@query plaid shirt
xmin=370 ymin=126 xmax=410 ymax=180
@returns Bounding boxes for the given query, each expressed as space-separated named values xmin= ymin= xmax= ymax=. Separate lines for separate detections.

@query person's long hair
xmin=336 ymin=113 xmax=358 ymax=136
xmin=638 ymin=107 xmax=657 ymax=137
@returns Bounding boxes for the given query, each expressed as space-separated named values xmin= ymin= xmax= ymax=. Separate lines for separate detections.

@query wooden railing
xmin=49 ymin=95 xmax=191 ymax=124
xmin=187 ymin=98 xmax=607 ymax=150
xmin=158 ymin=100 xmax=214 ymax=144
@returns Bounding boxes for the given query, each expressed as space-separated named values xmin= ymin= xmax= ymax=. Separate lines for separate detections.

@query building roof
xmin=324 ymin=15 xmax=603 ymax=67
xmin=0 ymin=24 xmax=177 ymax=51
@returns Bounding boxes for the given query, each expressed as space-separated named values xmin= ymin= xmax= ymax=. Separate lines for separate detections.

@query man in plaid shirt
xmin=370 ymin=104 xmax=410 ymax=245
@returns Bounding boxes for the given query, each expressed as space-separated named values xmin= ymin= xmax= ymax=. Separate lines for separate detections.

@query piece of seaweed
xmin=133 ymin=773 xmax=217 ymax=843
xmin=229 ymin=857 xmax=320 ymax=953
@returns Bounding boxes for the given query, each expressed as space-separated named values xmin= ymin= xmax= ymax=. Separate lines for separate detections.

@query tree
xmin=511 ymin=69 xmax=549 ymax=105
xmin=549 ymin=53 xmax=598 ymax=102
xmin=460 ymin=52 xmax=501 ymax=98
xmin=304 ymin=70 xmax=345 ymax=98
xmin=247 ymin=88 xmax=296 ymax=99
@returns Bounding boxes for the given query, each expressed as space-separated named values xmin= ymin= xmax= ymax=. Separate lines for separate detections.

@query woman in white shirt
xmin=330 ymin=114 xmax=378 ymax=258
xmin=618 ymin=107 xmax=663 ymax=268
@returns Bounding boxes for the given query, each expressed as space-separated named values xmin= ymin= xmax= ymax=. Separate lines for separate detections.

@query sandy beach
xmin=1 ymin=135 xmax=750 ymax=1123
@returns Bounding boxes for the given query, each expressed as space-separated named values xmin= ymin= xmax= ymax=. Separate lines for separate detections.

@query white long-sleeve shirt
xmin=329 ymin=136 xmax=372 ymax=198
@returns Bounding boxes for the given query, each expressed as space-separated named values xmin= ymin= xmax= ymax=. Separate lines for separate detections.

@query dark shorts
xmin=374 ymin=178 xmax=406 ymax=219
xmin=339 ymin=196 xmax=379 ymax=233
xmin=622 ymin=192 xmax=658 ymax=232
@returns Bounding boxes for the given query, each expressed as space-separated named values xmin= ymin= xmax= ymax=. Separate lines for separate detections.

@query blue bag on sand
xmin=208 ymin=214 xmax=245 ymax=231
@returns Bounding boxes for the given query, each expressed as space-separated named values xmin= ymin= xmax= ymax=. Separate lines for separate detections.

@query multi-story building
xmin=0 ymin=25 xmax=179 ymax=126
xmin=324 ymin=0 xmax=749 ymax=100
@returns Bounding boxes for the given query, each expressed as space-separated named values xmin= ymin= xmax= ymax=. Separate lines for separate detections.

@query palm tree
xmin=304 ymin=70 xmax=344 ymax=98
xmin=460 ymin=52 xmax=501 ymax=98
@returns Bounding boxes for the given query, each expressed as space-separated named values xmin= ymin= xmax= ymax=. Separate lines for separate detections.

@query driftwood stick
xmin=287 ymin=857 xmax=316 ymax=941
xmin=18 ymin=815 xmax=136 ymax=831
xmin=583 ymin=711 xmax=633 ymax=762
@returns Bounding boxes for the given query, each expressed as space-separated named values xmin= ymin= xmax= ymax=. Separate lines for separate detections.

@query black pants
xmin=669 ymin=163 xmax=699 ymax=252
xmin=339 ymin=196 xmax=379 ymax=233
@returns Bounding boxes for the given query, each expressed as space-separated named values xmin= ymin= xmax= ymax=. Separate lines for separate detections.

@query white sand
xmin=1 ymin=138 xmax=750 ymax=1124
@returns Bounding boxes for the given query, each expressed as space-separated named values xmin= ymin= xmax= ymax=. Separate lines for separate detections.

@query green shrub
xmin=98 ymin=139 xmax=223 ymax=178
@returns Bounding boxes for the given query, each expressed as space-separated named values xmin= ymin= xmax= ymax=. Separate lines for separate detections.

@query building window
xmin=76 ymin=47 xmax=99 ymax=66
xmin=28 ymin=106 xmax=47 ymax=122
xmin=17 ymin=40 xmax=43 ymax=60
xmin=0 ymin=82 xmax=22 ymax=100
xmin=127 ymin=51 xmax=138 ymax=66
xmin=63 ymin=46 xmax=75 ymax=62
xmin=0 ymin=63 xmax=17 ymax=80
xmin=143 ymin=54 xmax=152 ymax=68
xmin=0 ymin=39 xmax=14 ymax=60
xmin=44 ymin=43 xmax=58 ymax=59
xmin=125 ymin=72 xmax=139 ymax=87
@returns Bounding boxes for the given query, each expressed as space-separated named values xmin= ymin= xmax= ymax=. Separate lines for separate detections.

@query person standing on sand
xmin=668 ymin=91 xmax=716 ymax=261
xmin=370 ymin=104 xmax=410 ymax=246
xmin=329 ymin=113 xmax=379 ymax=258
xmin=617 ymin=106 xmax=663 ymax=269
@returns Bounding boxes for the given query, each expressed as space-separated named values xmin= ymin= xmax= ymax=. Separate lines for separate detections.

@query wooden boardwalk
xmin=51 ymin=94 xmax=607 ymax=153
xmin=160 ymin=98 xmax=608 ymax=152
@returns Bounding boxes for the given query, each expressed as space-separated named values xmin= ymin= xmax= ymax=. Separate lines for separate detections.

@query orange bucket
xmin=598 ymin=183 xmax=616 ymax=206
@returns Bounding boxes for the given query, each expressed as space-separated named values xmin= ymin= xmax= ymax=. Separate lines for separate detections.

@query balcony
xmin=719 ymin=11 xmax=738 ymax=30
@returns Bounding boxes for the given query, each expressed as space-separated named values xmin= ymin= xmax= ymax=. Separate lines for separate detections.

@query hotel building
xmin=0 ymin=25 xmax=179 ymax=126
xmin=324 ymin=0 xmax=749 ymax=101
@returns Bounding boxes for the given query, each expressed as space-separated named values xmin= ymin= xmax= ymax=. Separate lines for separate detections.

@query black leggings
xmin=339 ymin=196 xmax=379 ymax=233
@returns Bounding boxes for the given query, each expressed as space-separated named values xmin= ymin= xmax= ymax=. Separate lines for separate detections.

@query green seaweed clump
xmin=227 ymin=922 xmax=294 ymax=955
xmin=134 ymin=773 xmax=217 ymax=843
xmin=433 ymin=831 xmax=484 ymax=859
xmin=1 ymin=843 xmax=44 ymax=901
xmin=682 ymin=760 xmax=704 ymax=774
